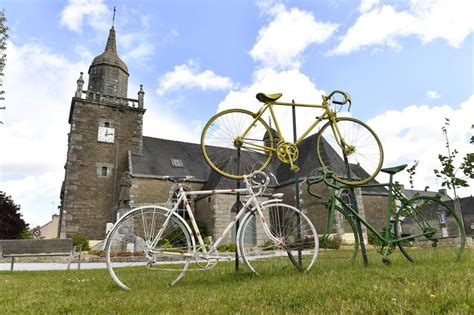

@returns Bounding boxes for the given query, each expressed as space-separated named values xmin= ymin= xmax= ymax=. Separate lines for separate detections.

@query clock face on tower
xmin=98 ymin=126 xmax=115 ymax=143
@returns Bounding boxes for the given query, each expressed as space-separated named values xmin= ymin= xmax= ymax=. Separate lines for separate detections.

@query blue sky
xmin=1 ymin=0 xmax=473 ymax=227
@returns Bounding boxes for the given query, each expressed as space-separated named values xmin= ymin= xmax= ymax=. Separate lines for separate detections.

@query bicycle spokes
xmin=395 ymin=197 xmax=465 ymax=262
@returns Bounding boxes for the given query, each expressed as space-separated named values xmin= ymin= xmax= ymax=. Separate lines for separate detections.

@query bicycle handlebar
xmin=325 ymin=90 xmax=352 ymax=108
xmin=306 ymin=168 xmax=341 ymax=192
xmin=243 ymin=170 xmax=271 ymax=195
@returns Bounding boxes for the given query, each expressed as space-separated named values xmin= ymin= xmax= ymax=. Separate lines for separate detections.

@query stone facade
xmin=58 ymin=25 xmax=396 ymax=243
xmin=60 ymin=96 xmax=145 ymax=239
xmin=59 ymin=27 xmax=145 ymax=240
xmin=361 ymin=194 xmax=389 ymax=231
xmin=129 ymin=177 xmax=272 ymax=245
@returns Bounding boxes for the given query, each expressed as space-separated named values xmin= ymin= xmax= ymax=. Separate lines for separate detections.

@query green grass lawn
xmin=0 ymin=248 xmax=473 ymax=314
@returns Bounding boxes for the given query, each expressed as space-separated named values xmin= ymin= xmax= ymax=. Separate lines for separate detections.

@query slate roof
xmin=444 ymin=195 xmax=474 ymax=216
xmin=131 ymin=137 xmax=210 ymax=181
xmin=403 ymin=188 xmax=452 ymax=202
xmin=130 ymin=133 xmax=387 ymax=195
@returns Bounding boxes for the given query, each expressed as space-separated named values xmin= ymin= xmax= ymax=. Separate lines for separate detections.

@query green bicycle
xmin=305 ymin=165 xmax=465 ymax=264
xmin=201 ymin=90 xmax=383 ymax=185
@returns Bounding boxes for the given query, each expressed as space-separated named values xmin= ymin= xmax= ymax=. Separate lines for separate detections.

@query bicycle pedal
xmin=290 ymin=165 xmax=300 ymax=172
xmin=382 ymin=257 xmax=391 ymax=265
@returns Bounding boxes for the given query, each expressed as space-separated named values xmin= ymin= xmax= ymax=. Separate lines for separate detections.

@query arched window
xmin=172 ymin=188 xmax=191 ymax=220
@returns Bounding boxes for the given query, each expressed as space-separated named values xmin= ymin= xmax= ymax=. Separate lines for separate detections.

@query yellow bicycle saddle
xmin=256 ymin=92 xmax=283 ymax=103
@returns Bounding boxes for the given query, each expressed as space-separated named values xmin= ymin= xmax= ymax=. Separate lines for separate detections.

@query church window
xmin=438 ymin=211 xmax=446 ymax=224
xmin=99 ymin=119 xmax=114 ymax=128
xmin=105 ymin=84 xmax=116 ymax=95
xmin=101 ymin=166 xmax=108 ymax=177
xmin=96 ymin=163 xmax=113 ymax=177
xmin=171 ymin=159 xmax=184 ymax=168
xmin=172 ymin=188 xmax=191 ymax=220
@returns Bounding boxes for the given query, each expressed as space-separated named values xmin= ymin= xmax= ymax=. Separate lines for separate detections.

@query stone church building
xmin=59 ymin=26 xmax=392 ymax=242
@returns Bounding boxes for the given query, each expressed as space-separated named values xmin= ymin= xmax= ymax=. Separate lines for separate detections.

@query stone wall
xmin=274 ymin=181 xmax=390 ymax=244
xmin=60 ymin=98 xmax=144 ymax=239
xmin=464 ymin=214 xmax=474 ymax=237
xmin=361 ymin=194 xmax=389 ymax=231
xmin=131 ymin=177 xmax=202 ymax=207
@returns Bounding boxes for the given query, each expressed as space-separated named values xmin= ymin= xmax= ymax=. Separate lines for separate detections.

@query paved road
xmin=0 ymin=262 xmax=107 ymax=271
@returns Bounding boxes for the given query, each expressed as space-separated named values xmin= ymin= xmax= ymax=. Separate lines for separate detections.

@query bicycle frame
xmin=150 ymin=182 xmax=281 ymax=259
xmin=325 ymin=180 xmax=436 ymax=246
xmin=239 ymin=99 xmax=346 ymax=153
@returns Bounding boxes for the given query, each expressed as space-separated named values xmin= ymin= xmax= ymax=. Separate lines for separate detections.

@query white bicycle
xmin=104 ymin=171 xmax=319 ymax=290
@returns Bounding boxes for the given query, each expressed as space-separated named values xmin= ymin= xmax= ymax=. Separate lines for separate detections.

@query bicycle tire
xmin=335 ymin=206 xmax=359 ymax=264
xmin=105 ymin=206 xmax=194 ymax=290
xmin=316 ymin=117 xmax=383 ymax=185
xmin=237 ymin=203 xmax=318 ymax=274
xmin=201 ymin=109 xmax=274 ymax=179
xmin=394 ymin=196 xmax=465 ymax=262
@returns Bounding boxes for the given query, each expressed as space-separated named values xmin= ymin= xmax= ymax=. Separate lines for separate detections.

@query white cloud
xmin=367 ymin=95 xmax=474 ymax=197
xmin=142 ymin=101 xmax=202 ymax=144
xmin=60 ymin=0 xmax=109 ymax=33
xmin=217 ymin=68 xmax=328 ymax=141
xmin=60 ymin=2 xmax=158 ymax=63
xmin=0 ymin=40 xmax=204 ymax=227
xmin=156 ymin=60 xmax=234 ymax=96
xmin=0 ymin=41 xmax=89 ymax=226
xmin=250 ymin=2 xmax=338 ymax=69
xmin=125 ymin=42 xmax=155 ymax=60
xmin=359 ymin=0 xmax=380 ymax=13
xmin=332 ymin=0 xmax=474 ymax=55
xmin=1 ymin=42 xmax=87 ymax=174
xmin=1 ymin=171 xmax=64 ymax=227
xmin=426 ymin=90 xmax=441 ymax=99
xmin=114 ymin=9 xmax=163 ymax=63
xmin=217 ymin=2 xmax=337 ymax=141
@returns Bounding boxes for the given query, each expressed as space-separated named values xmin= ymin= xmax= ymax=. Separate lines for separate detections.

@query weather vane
xmin=112 ymin=6 xmax=116 ymax=26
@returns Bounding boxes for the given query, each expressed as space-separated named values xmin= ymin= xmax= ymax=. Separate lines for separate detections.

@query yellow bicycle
xmin=201 ymin=90 xmax=384 ymax=185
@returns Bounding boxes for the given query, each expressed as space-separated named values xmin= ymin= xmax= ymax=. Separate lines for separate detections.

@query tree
xmin=0 ymin=9 xmax=8 ymax=124
xmin=433 ymin=118 xmax=473 ymax=189
xmin=433 ymin=118 xmax=473 ymax=226
xmin=406 ymin=160 xmax=419 ymax=189
xmin=0 ymin=191 xmax=29 ymax=239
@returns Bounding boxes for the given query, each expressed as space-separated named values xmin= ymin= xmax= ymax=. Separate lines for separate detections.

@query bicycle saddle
xmin=380 ymin=164 xmax=408 ymax=175
xmin=256 ymin=93 xmax=282 ymax=103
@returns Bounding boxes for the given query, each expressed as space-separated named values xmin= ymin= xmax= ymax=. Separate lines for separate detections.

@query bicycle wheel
xmin=105 ymin=206 xmax=194 ymax=290
xmin=316 ymin=117 xmax=383 ymax=185
xmin=336 ymin=207 xmax=360 ymax=264
xmin=201 ymin=109 xmax=274 ymax=179
xmin=394 ymin=197 xmax=465 ymax=262
xmin=238 ymin=203 xmax=318 ymax=274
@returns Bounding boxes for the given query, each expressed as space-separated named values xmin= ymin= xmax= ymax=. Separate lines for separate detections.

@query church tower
xmin=59 ymin=26 xmax=146 ymax=239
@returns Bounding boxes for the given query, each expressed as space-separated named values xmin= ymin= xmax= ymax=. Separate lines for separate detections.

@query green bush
xmin=20 ymin=228 xmax=33 ymax=239
xmin=318 ymin=236 xmax=341 ymax=249
xmin=72 ymin=234 xmax=90 ymax=251
xmin=217 ymin=243 xmax=236 ymax=252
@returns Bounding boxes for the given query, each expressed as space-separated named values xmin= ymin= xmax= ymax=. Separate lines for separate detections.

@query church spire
xmin=104 ymin=6 xmax=117 ymax=55
xmin=87 ymin=8 xmax=129 ymax=99
xmin=104 ymin=26 xmax=118 ymax=56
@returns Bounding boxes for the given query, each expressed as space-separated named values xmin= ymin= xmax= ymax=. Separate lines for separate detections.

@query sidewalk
xmin=0 ymin=262 xmax=107 ymax=271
